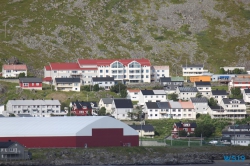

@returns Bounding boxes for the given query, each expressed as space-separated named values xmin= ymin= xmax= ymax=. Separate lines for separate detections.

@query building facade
xmin=111 ymin=99 xmax=133 ymax=120
xmin=194 ymin=81 xmax=211 ymax=98
xmin=150 ymin=66 xmax=169 ymax=82
xmin=228 ymin=77 xmax=250 ymax=92
xmin=190 ymin=97 xmax=209 ymax=114
xmin=176 ymin=87 xmax=198 ymax=100
xmin=159 ymin=77 xmax=184 ymax=92
xmin=54 ymin=78 xmax=81 ymax=92
xmin=91 ymin=77 xmax=115 ymax=90
xmin=220 ymin=98 xmax=247 ymax=119
xmin=19 ymin=77 xmax=43 ymax=90
xmin=182 ymin=64 xmax=208 ymax=77
xmin=138 ymin=90 xmax=167 ymax=106
xmin=126 ymin=89 xmax=140 ymax=101
xmin=2 ymin=64 xmax=27 ymax=78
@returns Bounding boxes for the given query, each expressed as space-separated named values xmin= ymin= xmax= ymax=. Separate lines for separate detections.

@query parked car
xmin=209 ymin=140 xmax=218 ymax=144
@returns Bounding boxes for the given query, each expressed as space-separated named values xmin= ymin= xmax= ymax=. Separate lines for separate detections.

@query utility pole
xmin=200 ymin=133 xmax=202 ymax=146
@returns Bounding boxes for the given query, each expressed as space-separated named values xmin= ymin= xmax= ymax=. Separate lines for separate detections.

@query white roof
xmin=7 ymin=100 xmax=61 ymax=105
xmin=153 ymin=90 xmax=166 ymax=95
xmin=0 ymin=116 xmax=138 ymax=137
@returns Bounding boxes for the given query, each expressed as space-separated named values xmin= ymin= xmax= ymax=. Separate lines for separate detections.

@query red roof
xmin=46 ymin=63 xmax=97 ymax=70
xmin=43 ymin=77 xmax=52 ymax=82
xmin=77 ymin=59 xmax=151 ymax=66
xmin=3 ymin=64 xmax=27 ymax=70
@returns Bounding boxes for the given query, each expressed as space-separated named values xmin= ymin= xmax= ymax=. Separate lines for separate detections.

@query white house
xmin=144 ymin=102 xmax=161 ymax=120
xmin=54 ymin=78 xmax=81 ymax=92
xmin=176 ymin=87 xmax=198 ymax=100
xmin=111 ymin=99 xmax=133 ymax=120
xmin=98 ymin=98 xmax=114 ymax=114
xmin=0 ymin=105 xmax=4 ymax=114
xmin=150 ymin=66 xmax=169 ymax=82
xmin=228 ymin=77 xmax=250 ymax=92
xmin=2 ymin=64 xmax=27 ymax=78
xmin=211 ymin=89 xmax=228 ymax=104
xmin=6 ymin=99 xmax=65 ymax=117
xmin=207 ymin=105 xmax=225 ymax=119
xmin=91 ymin=77 xmax=115 ymax=90
xmin=190 ymin=97 xmax=209 ymax=114
xmin=127 ymin=89 xmax=140 ymax=101
xmin=194 ymin=81 xmax=211 ymax=97
xmin=243 ymin=89 xmax=250 ymax=103
xmin=138 ymin=90 xmax=167 ymax=106
xmin=220 ymin=98 xmax=246 ymax=119
xmin=182 ymin=64 xmax=208 ymax=77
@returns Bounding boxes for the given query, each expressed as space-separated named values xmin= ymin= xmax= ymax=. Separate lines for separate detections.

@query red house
xmin=172 ymin=121 xmax=197 ymax=138
xmin=70 ymin=101 xmax=98 ymax=116
xmin=19 ymin=77 xmax=43 ymax=90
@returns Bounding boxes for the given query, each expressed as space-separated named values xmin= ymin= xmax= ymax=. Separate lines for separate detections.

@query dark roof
xmin=19 ymin=77 xmax=42 ymax=83
xmin=182 ymin=64 xmax=203 ymax=68
xmin=159 ymin=77 xmax=171 ymax=82
xmin=195 ymin=81 xmax=211 ymax=86
xmin=113 ymin=99 xmax=133 ymax=108
xmin=244 ymin=89 xmax=250 ymax=93
xmin=0 ymin=142 xmax=16 ymax=148
xmin=178 ymin=87 xmax=198 ymax=92
xmin=101 ymin=98 xmax=113 ymax=104
xmin=129 ymin=125 xmax=155 ymax=132
xmin=157 ymin=102 xmax=170 ymax=109
xmin=92 ymin=77 xmax=114 ymax=82
xmin=55 ymin=77 xmax=81 ymax=83
xmin=209 ymin=106 xmax=224 ymax=111
xmin=17 ymin=114 xmax=33 ymax=117
xmin=222 ymin=131 xmax=250 ymax=135
xmin=141 ymin=90 xmax=154 ymax=95
xmin=212 ymin=90 xmax=228 ymax=95
xmin=190 ymin=97 xmax=208 ymax=103
xmin=175 ymin=122 xmax=197 ymax=128
xmin=145 ymin=102 xmax=159 ymax=109
xmin=229 ymin=124 xmax=250 ymax=130
xmin=72 ymin=101 xmax=98 ymax=109
xmin=222 ymin=98 xmax=245 ymax=104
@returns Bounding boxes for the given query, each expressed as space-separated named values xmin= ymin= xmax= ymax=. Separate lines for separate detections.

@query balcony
xmin=56 ymin=83 xmax=73 ymax=87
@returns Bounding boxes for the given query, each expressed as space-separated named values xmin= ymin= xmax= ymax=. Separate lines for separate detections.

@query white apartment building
xmin=182 ymin=64 xmax=208 ymax=77
xmin=2 ymin=64 xmax=27 ymax=78
xmin=6 ymin=100 xmax=65 ymax=117
xmin=243 ymin=89 xmax=250 ymax=103
xmin=220 ymin=98 xmax=247 ymax=119
xmin=44 ymin=59 xmax=152 ymax=85
xmin=176 ymin=87 xmax=198 ymax=100
xmin=194 ymin=81 xmax=211 ymax=98
xmin=138 ymin=90 xmax=167 ymax=106
xmin=151 ymin=66 xmax=170 ymax=82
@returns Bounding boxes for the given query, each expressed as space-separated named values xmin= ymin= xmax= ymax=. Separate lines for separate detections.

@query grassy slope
xmin=0 ymin=0 xmax=249 ymax=75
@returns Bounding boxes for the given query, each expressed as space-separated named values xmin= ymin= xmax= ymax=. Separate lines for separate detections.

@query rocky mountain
xmin=1 ymin=0 xmax=250 ymax=76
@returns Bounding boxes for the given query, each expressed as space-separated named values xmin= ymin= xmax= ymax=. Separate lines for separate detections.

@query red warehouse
xmin=0 ymin=116 xmax=139 ymax=148
xmin=19 ymin=77 xmax=43 ymax=90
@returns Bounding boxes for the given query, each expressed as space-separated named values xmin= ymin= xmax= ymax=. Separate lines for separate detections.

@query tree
xmin=230 ymin=87 xmax=243 ymax=99
xmin=196 ymin=92 xmax=202 ymax=98
xmin=110 ymin=83 xmax=127 ymax=94
xmin=208 ymin=97 xmax=217 ymax=106
xmin=93 ymin=84 xmax=100 ymax=91
xmin=120 ymin=89 xmax=128 ymax=98
xmin=179 ymin=130 xmax=188 ymax=137
xmin=195 ymin=123 xmax=215 ymax=138
xmin=18 ymin=72 xmax=25 ymax=78
xmin=98 ymin=107 xmax=106 ymax=116
xmin=232 ymin=68 xmax=241 ymax=74
xmin=168 ymin=93 xmax=178 ymax=101
xmin=219 ymin=68 xmax=226 ymax=74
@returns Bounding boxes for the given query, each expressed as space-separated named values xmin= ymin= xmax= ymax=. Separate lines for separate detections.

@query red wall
xmin=0 ymin=128 xmax=139 ymax=148
xmin=20 ymin=82 xmax=42 ymax=88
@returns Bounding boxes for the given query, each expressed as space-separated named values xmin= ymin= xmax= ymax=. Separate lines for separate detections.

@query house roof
xmin=179 ymin=101 xmax=194 ymax=108
xmin=209 ymin=106 xmax=224 ymax=111
xmin=152 ymin=90 xmax=165 ymax=95
xmin=171 ymin=77 xmax=184 ymax=81
xmin=8 ymin=100 xmax=61 ymax=106
xmin=44 ymin=65 xmax=51 ymax=70
xmin=127 ymin=89 xmax=140 ymax=93
xmin=129 ymin=124 xmax=155 ymax=132
xmin=92 ymin=77 xmax=114 ymax=82
xmin=178 ymin=87 xmax=198 ymax=92
xmin=43 ymin=77 xmax=52 ymax=82
xmin=141 ymin=90 xmax=154 ymax=95
xmin=77 ymin=59 xmax=151 ymax=66
xmin=55 ymin=78 xmax=81 ymax=83
xmin=159 ymin=77 xmax=171 ymax=82
xmin=222 ymin=98 xmax=245 ymax=104
xmin=212 ymin=90 xmax=228 ymax=96
xmin=190 ymin=97 xmax=208 ymax=103
xmin=0 ymin=142 xmax=18 ymax=148
xmin=232 ymin=77 xmax=250 ymax=82
xmin=152 ymin=66 xmax=169 ymax=70
xmin=222 ymin=131 xmax=250 ymax=135
xmin=175 ymin=122 xmax=197 ymax=128
xmin=244 ymin=89 xmax=250 ymax=93
xmin=169 ymin=101 xmax=182 ymax=108
xmin=3 ymin=64 xmax=27 ymax=70
xmin=19 ymin=77 xmax=42 ymax=83
xmin=17 ymin=114 xmax=33 ymax=117
xmin=145 ymin=102 xmax=159 ymax=109
xmin=229 ymin=124 xmax=250 ymax=130
xmin=194 ymin=81 xmax=211 ymax=86
xmin=113 ymin=99 xmax=133 ymax=109
xmin=101 ymin=98 xmax=113 ymax=104
xmin=48 ymin=62 xmax=97 ymax=71
xmin=157 ymin=102 xmax=170 ymax=109
xmin=182 ymin=64 xmax=203 ymax=68
xmin=71 ymin=101 xmax=98 ymax=109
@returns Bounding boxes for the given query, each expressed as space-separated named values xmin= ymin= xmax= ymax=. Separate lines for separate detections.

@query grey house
xmin=159 ymin=77 xmax=184 ymax=92
xmin=0 ymin=141 xmax=31 ymax=160
xmin=190 ymin=97 xmax=209 ymax=114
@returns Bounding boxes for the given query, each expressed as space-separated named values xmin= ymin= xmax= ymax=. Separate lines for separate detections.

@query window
xmin=23 ymin=83 xmax=29 ymax=86
xmin=36 ymin=83 xmax=39 ymax=86
xmin=146 ymin=75 xmax=149 ymax=78
xmin=100 ymin=70 xmax=103 ymax=73
xmin=106 ymin=70 xmax=109 ymax=73
xmin=54 ymin=71 xmax=57 ymax=73
xmin=74 ymin=83 xmax=78 ymax=86
xmin=146 ymin=70 xmax=149 ymax=73
xmin=155 ymin=114 xmax=158 ymax=116
xmin=150 ymin=110 xmax=152 ymax=112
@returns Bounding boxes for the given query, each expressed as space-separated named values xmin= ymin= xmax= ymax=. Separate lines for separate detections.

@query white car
xmin=209 ymin=140 xmax=218 ymax=144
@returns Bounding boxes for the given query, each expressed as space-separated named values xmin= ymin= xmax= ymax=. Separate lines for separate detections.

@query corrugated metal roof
xmin=169 ymin=101 xmax=182 ymax=108
xmin=0 ymin=116 xmax=138 ymax=137
xmin=101 ymin=98 xmax=113 ymax=104
xmin=8 ymin=100 xmax=61 ymax=106
xmin=178 ymin=87 xmax=198 ymax=92
xmin=19 ymin=77 xmax=42 ymax=83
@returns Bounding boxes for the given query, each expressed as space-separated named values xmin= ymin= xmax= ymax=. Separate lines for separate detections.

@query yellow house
xmin=129 ymin=124 xmax=155 ymax=138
